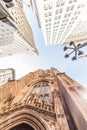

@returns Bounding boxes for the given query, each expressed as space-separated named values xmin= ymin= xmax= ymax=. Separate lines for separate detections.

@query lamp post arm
xmin=77 ymin=42 xmax=87 ymax=49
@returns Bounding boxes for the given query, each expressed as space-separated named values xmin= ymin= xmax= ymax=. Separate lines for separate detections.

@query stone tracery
xmin=0 ymin=68 xmax=86 ymax=130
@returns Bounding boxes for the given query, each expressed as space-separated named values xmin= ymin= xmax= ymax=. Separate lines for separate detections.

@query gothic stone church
xmin=0 ymin=68 xmax=87 ymax=130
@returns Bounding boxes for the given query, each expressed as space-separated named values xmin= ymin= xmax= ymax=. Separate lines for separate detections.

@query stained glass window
xmin=31 ymin=82 xmax=49 ymax=103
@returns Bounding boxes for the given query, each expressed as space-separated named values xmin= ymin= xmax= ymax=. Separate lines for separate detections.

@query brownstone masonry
xmin=0 ymin=68 xmax=87 ymax=130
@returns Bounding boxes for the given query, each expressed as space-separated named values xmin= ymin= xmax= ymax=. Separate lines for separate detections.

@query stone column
xmin=52 ymin=86 xmax=70 ymax=130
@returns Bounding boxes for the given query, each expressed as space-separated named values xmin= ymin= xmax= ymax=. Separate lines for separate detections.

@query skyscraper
xmin=0 ymin=0 xmax=38 ymax=56
xmin=0 ymin=68 xmax=15 ymax=85
xmin=0 ymin=68 xmax=87 ymax=130
xmin=32 ymin=0 xmax=87 ymax=45
xmin=0 ymin=21 xmax=37 ymax=56
xmin=63 ymin=19 xmax=87 ymax=44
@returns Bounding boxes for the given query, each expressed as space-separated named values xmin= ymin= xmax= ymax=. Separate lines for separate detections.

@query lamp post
xmin=63 ymin=41 xmax=87 ymax=61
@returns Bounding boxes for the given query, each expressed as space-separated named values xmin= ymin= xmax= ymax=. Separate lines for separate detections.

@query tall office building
xmin=0 ymin=0 xmax=38 ymax=57
xmin=0 ymin=68 xmax=15 ymax=85
xmin=63 ymin=18 xmax=87 ymax=44
xmin=0 ymin=21 xmax=37 ymax=57
xmin=32 ymin=0 xmax=87 ymax=45
xmin=0 ymin=68 xmax=87 ymax=130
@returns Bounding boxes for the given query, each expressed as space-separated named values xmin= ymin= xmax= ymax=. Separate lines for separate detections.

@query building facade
xmin=0 ymin=68 xmax=87 ymax=130
xmin=63 ymin=19 xmax=87 ymax=44
xmin=0 ymin=0 xmax=38 ymax=57
xmin=32 ymin=0 xmax=87 ymax=45
xmin=0 ymin=21 xmax=37 ymax=57
xmin=0 ymin=68 xmax=15 ymax=86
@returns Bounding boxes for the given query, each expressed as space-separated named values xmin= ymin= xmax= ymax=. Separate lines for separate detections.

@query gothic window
xmin=31 ymin=82 xmax=50 ymax=103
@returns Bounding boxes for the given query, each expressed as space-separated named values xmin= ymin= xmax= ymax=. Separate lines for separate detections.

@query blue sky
xmin=0 ymin=1 xmax=87 ymax=87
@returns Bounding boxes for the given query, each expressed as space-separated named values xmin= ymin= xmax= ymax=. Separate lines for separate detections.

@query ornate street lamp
xmin=63 ymin=41 xmax=87 ymax=61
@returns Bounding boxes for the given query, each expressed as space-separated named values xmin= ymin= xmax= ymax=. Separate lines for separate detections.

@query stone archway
xmin=0 ymin=109 xmax=49 ymax=130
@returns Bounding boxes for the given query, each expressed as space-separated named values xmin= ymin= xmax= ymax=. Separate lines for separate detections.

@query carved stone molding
xmin=0 ymin=109 xmax=50 ymax=130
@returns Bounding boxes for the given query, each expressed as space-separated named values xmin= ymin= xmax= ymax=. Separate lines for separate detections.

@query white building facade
xmin=0 ymin=21 xmax=37 ymax=57
xmin=0 ymin=68 xmax=15 ymax=86
xmin=63 ymin=18 xmax=87 ymax=44
xmin=32 ymin=0 xmax=87 ymax=45
xmin=0 ymin=0 xmax=38 ymax=57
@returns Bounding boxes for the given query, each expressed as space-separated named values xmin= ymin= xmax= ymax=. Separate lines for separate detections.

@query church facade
xmin=0 ymin=68 xmax=87 ymax=130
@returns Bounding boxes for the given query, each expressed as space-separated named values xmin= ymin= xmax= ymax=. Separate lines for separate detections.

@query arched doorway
xmin=0 ymin=109 xmax=50 ymax=130
xmin=10 ymin=123 xmax=34 ymax=130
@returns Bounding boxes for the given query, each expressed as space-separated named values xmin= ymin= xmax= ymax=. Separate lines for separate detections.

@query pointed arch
xmin=28 ymin=78 xmax=53 ymax=88
xmin=0 ymin=109 xmax=50 ymax=130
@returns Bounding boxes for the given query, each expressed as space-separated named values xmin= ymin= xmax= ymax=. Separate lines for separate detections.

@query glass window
xmin=60 ymin=8 xmax=63 ymax=13
xmin=57 ymin=21 xmax=60 ymax=24
xmin=49 ymin=18 xmax=51 ymax=21
xmin=38 ymin=95 xmax=43 ymax=102
xmin=31 ymin=83 xmax=49 ymax=103
xmin=45 ymin=19 xmax=48 ymax=22
xmin=55 ymin=16 xmax=57 ymax=20
xmin=49 ymin=11 xmax=52 ymax=16
xmin=36 ymin=87 xmax=40 ymax=94
xmin=45 ymin=13 xmax=48 ymax=17
xmin=75 ymin=16 xmax=78 ymax=19
xmin=61 ymin=0 xmax=65 ymax=6
xmin=71 ymin=5 xmax=74 ymax=10
xmin=58 ymin=15 xmax=61 ymax=19
xmin=69 ymin=0 xmax=77 ymax=3
xmin=55 ymin=10 xmax=58 ymax=14
xmin=44 ymin=3 xmax=52 ymax=10
xmin=49 ymin=3 xmax=52 ymax=9
xmin=31 ymin=87 xmax=37 ymax=94
xmin=64 ymin=14 xmax=67 ymax=18
xmin=66 ymin=18 xmax=68 ymax=22
xmin=69 ymin=0 xmax=73 ymax=3
xmin=56 ymin=1 xmax=60 ymax=7
xmin=77 ymin=4 xmax=81 ymax=8
xmin=45 ymin=96 xmax=49 ymax=102
xmin=66 ymin=6 xmax=70 ymax=11
xmin=68 ymin=13 xmax=71 ymax=17
xmin=46 ymin=24 xmax=48 ymax=27
xmin=74 ymin=0 xmax=77 ymax=2
xmin=44 ymin=5 xmax=48 ymax=10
